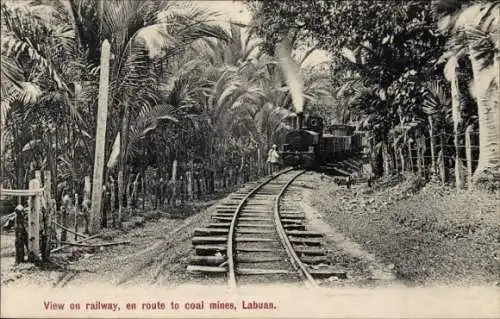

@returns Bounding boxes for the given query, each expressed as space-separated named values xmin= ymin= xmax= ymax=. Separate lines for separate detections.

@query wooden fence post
xmin=44 ymin=170 xmax=51 ymax=209
xmin=132 ymin=174 xmax=139 ymax=208
xmin=398 ymin=148 xmax=405 ymax=172
xmin=43 ymin=170 xmax=54 ymax=256
xmin=455 ymin=131 xmax=464 ymax=190
xmin=213 ymin=171 xmax=217 ymax=193
xmin=186 ymin=171 xmax=193 ymax=201
xmin=257 ymin=148 xmax=261 ymax=177
xmin=225 ymin=168 xmax=229 ymax=189
xmin=428 ymin=118 xmax=437 ymax=176
xmin=418 ymin=135 xmax=426 ymax=177
xmin=393 ymin=143 xmax=399 ymax=173
xmin=28 ymin=178 xmax=41 ymax=261
xmin=171 ymin=160 xmax=178 ymax=206
xmin=465 ymin=125 xmax=473 ymax=190
xmin=14 ymin=205 xmax=26 ymax=263
xmin=73 ymin=193 xmax=79 ymax=240
xmin=200 ymin=175 xmax=205 ymax=198
xmin=34 ymin=171 xmax=44 ymax=226
xmin=35 ymin=171 xmax=41 ymax=184
xmin=439 ymin=130 xmax=446 ymax=185
xmin=407 ymin=143 xmax=414 ymax=173
xmin=141 ymin=175 xmax=145 ymax=210
xmin=210 ymin=169 xmax=215 ymax=193
xmin=84 ymin=176 xmax=91 ymax=202
xmin=117 ymin=171 xmax=123 ymax=224
xmin=196 ymin=175 xmax=201 ymax=200
xmin=61 ymin=193 xmax=69 ymax=243
xmin=109 ymin=176 xmax=116 ymax=227
xmin=35 ymin=170 xmax=49 ymax=260
xmin=83 ymin=176 xmax=91 ymax=229
xmin=126 ymin=175 xmax=132 ymax=209
xmin=416 ymin=140 xmax=422 ymax=177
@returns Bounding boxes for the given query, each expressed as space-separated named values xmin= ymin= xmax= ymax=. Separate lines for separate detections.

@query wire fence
xmin=2 ymin=154 xmax=273 ymax=258
xmin=385 ymin=128 xmax=481 ymax=188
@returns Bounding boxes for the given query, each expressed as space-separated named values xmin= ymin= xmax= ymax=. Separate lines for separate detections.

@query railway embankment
xmin=309 ymin=173 xmax=499 ymax=286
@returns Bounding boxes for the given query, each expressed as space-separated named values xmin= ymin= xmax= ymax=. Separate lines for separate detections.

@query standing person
xmin=267 ymin=144 xmax=280 ymax=175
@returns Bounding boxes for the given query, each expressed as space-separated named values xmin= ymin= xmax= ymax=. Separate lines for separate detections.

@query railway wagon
xmin=316 ymin=134 xmax=352 ymax=164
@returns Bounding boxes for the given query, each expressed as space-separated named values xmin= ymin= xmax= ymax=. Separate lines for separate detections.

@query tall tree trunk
xmin=117 ymin=99 xmax=131 ymax=222
xmin=445 ymin=56 xmax=464 ymax=188
xmin=468 ymin=40 xmax=500 ymax=181
xmin=89 ymin=39 xmax=110 ymax=234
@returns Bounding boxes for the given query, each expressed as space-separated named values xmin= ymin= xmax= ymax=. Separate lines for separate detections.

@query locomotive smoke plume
xmin=277 ymin=38 xmax=304 ymax=114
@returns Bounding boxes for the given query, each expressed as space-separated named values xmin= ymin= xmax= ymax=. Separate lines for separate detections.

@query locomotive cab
xmin=280 ymin=129 xmax=319 ymax=169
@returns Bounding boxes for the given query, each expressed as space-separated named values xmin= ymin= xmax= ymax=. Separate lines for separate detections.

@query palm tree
xmin=65 ymin=0 xmax=230 ymax=225
xmin=1 ymin=0 xmax=93 ymax=201
xmin=434 ymin=0 xmax=500 ymax=183
xmin=422 ymin=79 xmax=452 ymax=177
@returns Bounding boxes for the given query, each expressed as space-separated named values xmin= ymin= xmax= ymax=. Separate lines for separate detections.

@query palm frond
xmin=422 ymin=80 xmax=451 ymax=115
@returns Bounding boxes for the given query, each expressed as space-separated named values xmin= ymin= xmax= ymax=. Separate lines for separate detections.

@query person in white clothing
xmin=267 ymin=144 xmax=280 ymax=175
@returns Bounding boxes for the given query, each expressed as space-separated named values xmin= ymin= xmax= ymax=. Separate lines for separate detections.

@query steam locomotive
xmin=280 ymin=113 xmax=366 ymax=171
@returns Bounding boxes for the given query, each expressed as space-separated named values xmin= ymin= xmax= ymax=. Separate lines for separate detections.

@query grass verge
xmin=311 ymin=175 xmax=499 ymax=286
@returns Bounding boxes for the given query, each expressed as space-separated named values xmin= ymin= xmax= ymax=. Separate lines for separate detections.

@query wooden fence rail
xmin=1 ymin=170 xmax=53 ymax=263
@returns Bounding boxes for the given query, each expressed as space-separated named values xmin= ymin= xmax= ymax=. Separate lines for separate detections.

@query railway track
xmin=187 ymin=169 xmax=346 ymax=288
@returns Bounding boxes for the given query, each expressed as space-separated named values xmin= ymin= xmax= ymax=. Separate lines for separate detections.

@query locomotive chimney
xmin=297 ymin=112 xmax=304 ymax=130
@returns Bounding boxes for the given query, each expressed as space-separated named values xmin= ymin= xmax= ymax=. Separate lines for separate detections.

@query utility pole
xmin=89 ymin=39 xmax=111 ymax=234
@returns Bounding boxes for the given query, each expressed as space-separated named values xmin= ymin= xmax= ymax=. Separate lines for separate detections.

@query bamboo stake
xmin=53 ymin=221 xmax=88 ymax=239
xmin=51 ymin=234 xmax=101 ymax=253
xmin=59 ymin=240 xmax=130 ymax=248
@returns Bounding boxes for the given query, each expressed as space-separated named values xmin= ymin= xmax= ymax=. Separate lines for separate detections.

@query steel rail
xmin=272 ymin=170 xmax=319 ymax=289
xmin=226 ymin=167 xmax=294 ymax=289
